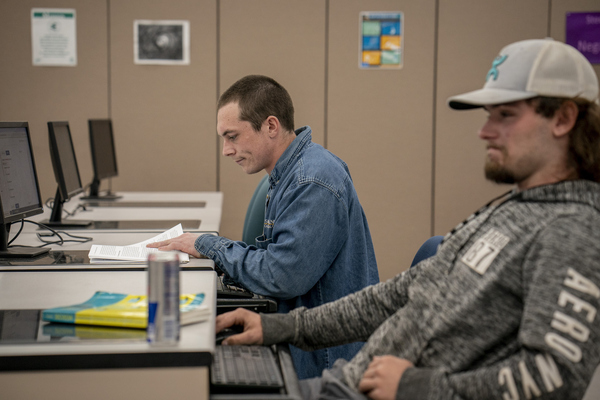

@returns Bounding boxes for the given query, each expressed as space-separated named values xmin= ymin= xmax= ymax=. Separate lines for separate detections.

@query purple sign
xmin=566 ymin=12 xmax=600 ymax=64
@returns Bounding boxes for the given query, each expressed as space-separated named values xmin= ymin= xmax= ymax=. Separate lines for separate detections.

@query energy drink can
xmin=147 ymin=251 xmax=180 ymax=345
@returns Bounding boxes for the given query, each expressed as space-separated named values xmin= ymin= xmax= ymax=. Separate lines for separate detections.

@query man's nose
xmin=222 ymin=141 xmax=234 ymax=156
xmin=478 ymin=120 xmax=495 ymax=141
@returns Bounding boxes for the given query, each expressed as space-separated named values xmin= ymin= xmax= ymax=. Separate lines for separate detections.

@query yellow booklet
xmin=42 ymin=291 xmax=209 ymax=329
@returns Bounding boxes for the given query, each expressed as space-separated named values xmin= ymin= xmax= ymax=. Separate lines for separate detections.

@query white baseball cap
xmin=448 ymin=38 xmax=599 ymax=110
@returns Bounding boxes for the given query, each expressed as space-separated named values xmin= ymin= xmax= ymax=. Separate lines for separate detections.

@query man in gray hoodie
xmin=215 ymin=38 xmax=600 ymax=400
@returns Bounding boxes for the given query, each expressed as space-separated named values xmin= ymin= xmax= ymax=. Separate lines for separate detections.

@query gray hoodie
xmin=262 ymin=180 xmax=600 ymax=399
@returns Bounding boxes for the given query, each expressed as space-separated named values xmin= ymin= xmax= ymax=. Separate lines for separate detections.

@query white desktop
xmin=0 ymin=269 xmax=216 ymax=400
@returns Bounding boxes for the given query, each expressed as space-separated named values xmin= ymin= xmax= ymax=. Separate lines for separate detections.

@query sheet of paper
xmin=88 ymin=224 xmax=190 ymax=263
xmin=129 ymin=224 xmax=187 ymax=247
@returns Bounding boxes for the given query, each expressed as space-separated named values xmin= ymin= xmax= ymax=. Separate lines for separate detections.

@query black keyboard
xmin=216 ymin=275 xmax=254 ymax=298
xmin=211 ymin=345 xmax=284 ymax=391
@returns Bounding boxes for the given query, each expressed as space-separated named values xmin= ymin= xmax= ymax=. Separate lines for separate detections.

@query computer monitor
xmin=44 ymin=121 xmax=91 ymax=228
xmin=0 ymin=122 xmax=49 ymax=257
xmin=81 ymin=119 xmax=121 ymax=200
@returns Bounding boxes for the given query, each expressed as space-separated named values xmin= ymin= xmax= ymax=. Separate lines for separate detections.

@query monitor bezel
xmin=0 ymin=122 xmax=45 ymax=224
xmin=47 ymin=121 xmax=85 ymax=202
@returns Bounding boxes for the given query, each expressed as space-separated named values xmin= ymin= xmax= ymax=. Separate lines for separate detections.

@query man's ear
xmin=265 ymin=115 xmax=281 ymax=138
xmin=553 ymin=100 xmax=578 ymax=138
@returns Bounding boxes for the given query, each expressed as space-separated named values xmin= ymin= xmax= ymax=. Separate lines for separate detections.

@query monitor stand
xmin=0 ymin=249 xmax=90 ymax=265
xmin=39 ymin=219 xmax=93 ymax=228
xmin=0 ymin=224 xmax=50 ymax=258
xmin=80 ymin=193 xmax=122 ymax=201
xmin=0 ymin=247 xmax=50 ymax=258
xmin=79 ymin=179 xmax=122 ymax=201
xmin=43 ymin=187 xmax=94 ymax=228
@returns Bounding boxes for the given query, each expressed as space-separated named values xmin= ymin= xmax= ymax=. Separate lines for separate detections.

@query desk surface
xmin=6 ymin=229 xmax=218 ymax=259
xmin=28 ymin=191 xmax=223 ymax=233
xmin=0 ymin=269 xmax=216 ymax=370
xmin=0 ymin=250 xmax=215 ymax=271
xmin=84 ymin=191 xmax=223 ymax=208
xmin=1 ymin=192 xmax=221 ymax=399
xmin=0 ymin=268 xmax=216 ymax=400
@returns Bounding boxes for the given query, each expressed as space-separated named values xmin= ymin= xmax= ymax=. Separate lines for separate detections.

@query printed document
xmin=88 ymin=224 xmax=190 ymax=263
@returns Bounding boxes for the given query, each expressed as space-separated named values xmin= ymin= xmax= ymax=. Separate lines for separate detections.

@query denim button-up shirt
xmin=195 ymin=126 xmax=379 ymax=378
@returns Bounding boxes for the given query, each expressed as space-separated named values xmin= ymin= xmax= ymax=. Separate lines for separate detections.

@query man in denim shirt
xmin=148 ymin=75 xmax=379 ymax=378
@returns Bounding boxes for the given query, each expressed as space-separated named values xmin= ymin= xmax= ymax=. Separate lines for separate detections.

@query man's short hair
xmin=218 ymin=75 xmax=295 ymax=132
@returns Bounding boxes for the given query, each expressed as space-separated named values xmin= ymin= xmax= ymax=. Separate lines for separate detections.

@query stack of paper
xmin=87 ymin=224 xmax=190 ymax=264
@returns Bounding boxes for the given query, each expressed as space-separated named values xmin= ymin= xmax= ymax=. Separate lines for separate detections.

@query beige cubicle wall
xmin=0 ymin=0 xmax=109 ymax=200
xmin=327 ymin=0 xmax=436 ymax=279
xmin=1 ymin=0 xmax=599 ymax=282
xmin=109 ymin=0 xmax=218 ymax=192
xmin=434 ymin=0 xmax=549 ymax=235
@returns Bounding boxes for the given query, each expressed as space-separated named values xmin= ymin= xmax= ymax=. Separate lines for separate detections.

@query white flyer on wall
xmin=31 ymin=8 xmax=77 ymax=66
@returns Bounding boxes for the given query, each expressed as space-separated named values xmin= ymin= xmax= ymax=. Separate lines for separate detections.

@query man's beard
xmin=484 ymin=158 xmax=516 ymax=185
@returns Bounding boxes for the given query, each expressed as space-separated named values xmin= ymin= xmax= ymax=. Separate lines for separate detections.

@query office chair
xmin=242 ymin=174 xmax=270 ymax=245
xmin=410 ymin=235 xmax=444 ymax=267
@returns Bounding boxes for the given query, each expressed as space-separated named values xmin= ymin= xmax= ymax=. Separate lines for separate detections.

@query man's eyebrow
xmin=219 ymin=129 xmax=236 ymax=138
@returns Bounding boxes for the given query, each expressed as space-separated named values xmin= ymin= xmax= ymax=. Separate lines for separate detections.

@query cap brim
xmin=448 ymin=88 xmax=538 ymax=110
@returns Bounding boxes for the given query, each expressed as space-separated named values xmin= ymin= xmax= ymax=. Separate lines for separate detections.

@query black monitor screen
xmin=89 ymin=119 xmax=118 ymax=181
xmin=0 ymin=123 xmax=44 ymax=223
xmin=48 ymin=121 xmax=83 ymax=200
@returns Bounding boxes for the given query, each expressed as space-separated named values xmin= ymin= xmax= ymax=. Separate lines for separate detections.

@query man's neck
xmin=517 ymin=169 xmax=578 ymax=191
xmin=265 ymin=131 xmax=297 ymax=174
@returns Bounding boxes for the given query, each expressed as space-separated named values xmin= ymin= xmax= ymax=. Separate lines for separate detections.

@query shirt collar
xmin=269 ymin=126 xmax=312 ymax=185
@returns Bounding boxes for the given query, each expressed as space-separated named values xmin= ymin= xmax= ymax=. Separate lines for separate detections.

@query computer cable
xmin=44 ymin=197 xmax=88 ymax=217
xmin=7 ymin=219 xmax=92 ymax=249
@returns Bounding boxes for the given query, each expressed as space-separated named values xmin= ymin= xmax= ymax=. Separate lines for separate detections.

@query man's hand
xmin=215 ymin=308 xmax=264 ymax=345
xmin=358 ymin=356 xmax=414 ymax=400
xmin=146 ymin=233 xmax=202 ymax=258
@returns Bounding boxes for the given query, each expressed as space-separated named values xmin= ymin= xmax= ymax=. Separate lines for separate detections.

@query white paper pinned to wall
xmin=31 ymin=8 xmax=77 ymax=67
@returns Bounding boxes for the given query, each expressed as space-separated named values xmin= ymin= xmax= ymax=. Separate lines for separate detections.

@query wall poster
xmin=31 ymin=8 xmax=77 ymax=66
xmin=359 ymin=12 xmax=403 ymax=69
xmin=566 ymin=12 xmax=600 ymax=64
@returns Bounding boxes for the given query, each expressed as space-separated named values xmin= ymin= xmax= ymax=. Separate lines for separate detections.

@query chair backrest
xmin=242 ymin=174 xmax=270 ymax=245
xmin=410 ymin=236 xmax=444 ymax=267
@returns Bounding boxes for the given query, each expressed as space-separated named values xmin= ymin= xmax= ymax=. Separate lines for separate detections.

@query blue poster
xmin=359 ymin=12 xmax=403 ymax=69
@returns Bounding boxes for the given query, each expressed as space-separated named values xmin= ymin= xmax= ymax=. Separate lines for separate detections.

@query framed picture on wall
xmin=134 ymin=20 xmax=190 ymax=65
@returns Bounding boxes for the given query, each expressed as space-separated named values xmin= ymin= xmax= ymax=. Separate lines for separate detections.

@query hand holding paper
xmin=145 ymin=232 xmax=202 ymax=258
xmin=88 ymin=224 xmax=190 ymax=263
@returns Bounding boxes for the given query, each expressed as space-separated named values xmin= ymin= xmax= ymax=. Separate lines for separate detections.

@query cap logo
xmin=485 ymin=55 xmax=507 ymax=82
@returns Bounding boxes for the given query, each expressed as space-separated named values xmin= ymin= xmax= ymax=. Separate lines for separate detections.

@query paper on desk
xmin=88 ymin=224 xmax=190 ymax=264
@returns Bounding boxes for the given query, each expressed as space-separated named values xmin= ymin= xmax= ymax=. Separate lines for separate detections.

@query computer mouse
xmin=215 ymin=325 xmax=244 ymax=345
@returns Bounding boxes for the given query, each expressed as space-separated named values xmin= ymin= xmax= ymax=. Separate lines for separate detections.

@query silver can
xmin=147 ymin=251 xmax=180 ymax=345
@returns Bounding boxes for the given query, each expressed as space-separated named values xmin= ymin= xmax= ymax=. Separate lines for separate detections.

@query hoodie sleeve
xmin=261 ymin=268 xmax=417 ymax=349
